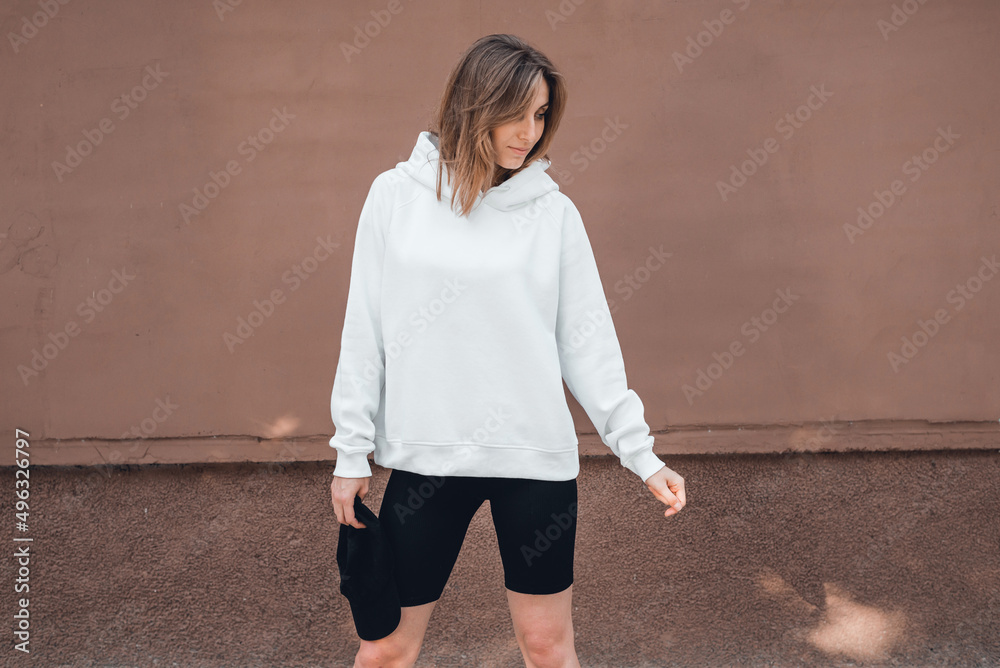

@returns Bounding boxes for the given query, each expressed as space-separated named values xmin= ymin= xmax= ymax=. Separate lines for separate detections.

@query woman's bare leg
xmin=506 ymin=585 xmax=580 ymax=668
xmin=353 ymin=600 xmax=437 ymax=668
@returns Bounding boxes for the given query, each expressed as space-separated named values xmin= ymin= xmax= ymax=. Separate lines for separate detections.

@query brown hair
xmin=428 ymin=34 xmax=567 ymax=218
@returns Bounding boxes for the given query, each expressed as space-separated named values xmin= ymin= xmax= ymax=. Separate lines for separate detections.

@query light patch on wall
xmin=260 ymin=415 xmax=302 ymax=440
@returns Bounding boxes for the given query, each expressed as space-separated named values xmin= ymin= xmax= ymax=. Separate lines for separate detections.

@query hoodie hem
xmin=372 ymin=434 xmax=581 ymax=481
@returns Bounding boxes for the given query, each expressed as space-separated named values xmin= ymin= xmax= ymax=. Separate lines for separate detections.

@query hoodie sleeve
xmin=554 ymin=199 xmax=667 ymax=484
xmin=329 ymin=173 xmax=392 ymax=478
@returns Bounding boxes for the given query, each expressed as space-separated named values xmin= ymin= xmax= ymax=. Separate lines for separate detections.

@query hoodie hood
xmin=396 ymin=131 xmax=559 ymax=213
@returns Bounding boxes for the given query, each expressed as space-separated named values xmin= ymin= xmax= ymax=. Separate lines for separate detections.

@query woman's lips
xmin=510 ymin=146 xmax=528 ymax=155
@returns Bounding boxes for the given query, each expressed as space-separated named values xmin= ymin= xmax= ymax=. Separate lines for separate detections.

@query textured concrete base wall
xmin=3 ymin=450 xmax=998 ymax=667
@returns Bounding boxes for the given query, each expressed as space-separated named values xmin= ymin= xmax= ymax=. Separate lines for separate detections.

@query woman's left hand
xmin=645 ymin=465 xmax=686 ymax=517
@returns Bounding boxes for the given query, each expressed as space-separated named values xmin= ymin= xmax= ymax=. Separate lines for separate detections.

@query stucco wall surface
xmin=2 ymin=0 xmax=999 ymax=454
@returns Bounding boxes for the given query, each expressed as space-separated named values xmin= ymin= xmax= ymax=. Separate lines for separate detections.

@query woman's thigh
xmin=378 ymin=468 xmax=484 ymax=607
xmin=356 ymin=599 xmax=437 ymax=666
xmin=487 ymin=476 xmax=578 ymax=596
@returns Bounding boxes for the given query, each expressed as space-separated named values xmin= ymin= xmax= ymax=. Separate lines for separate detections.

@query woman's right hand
xmin=331 ymin=474 xmax=371 ymax=528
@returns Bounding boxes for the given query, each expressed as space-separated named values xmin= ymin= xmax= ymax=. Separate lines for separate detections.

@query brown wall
xmin=1 ymin=0 xmax=998 ymax=665
xmin=3 ymin=0 xmax=998 ymax=456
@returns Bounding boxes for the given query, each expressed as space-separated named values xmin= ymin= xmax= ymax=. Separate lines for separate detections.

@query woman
xmin=329 ymin=33 xmax=686 ymax=668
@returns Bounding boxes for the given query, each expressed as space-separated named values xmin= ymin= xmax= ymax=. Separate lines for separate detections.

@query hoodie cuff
xmin=626 ymin=449 xmax=667 ymax=484
xmin=332 ymin=450 xmax=373 ymax=478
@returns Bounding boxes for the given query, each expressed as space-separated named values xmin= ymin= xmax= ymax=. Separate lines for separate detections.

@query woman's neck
xmin=490 ymin=167 xmax=514 ymax=190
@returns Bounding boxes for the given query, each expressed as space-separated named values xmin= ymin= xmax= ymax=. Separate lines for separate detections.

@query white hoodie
xmin=329 ymin=131 xmax=666 ymax=483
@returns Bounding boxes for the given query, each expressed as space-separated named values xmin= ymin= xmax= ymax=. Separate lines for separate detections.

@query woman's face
xmin=490 ymin=78 xmax=550 ymax=170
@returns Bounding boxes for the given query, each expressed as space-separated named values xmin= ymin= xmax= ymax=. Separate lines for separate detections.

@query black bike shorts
xmin=377 ymin=468 xmax=578 ymax=607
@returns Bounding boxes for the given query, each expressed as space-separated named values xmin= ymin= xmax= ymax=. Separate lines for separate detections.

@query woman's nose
xmin=517 ymin=117 xmax=538 ymax=140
